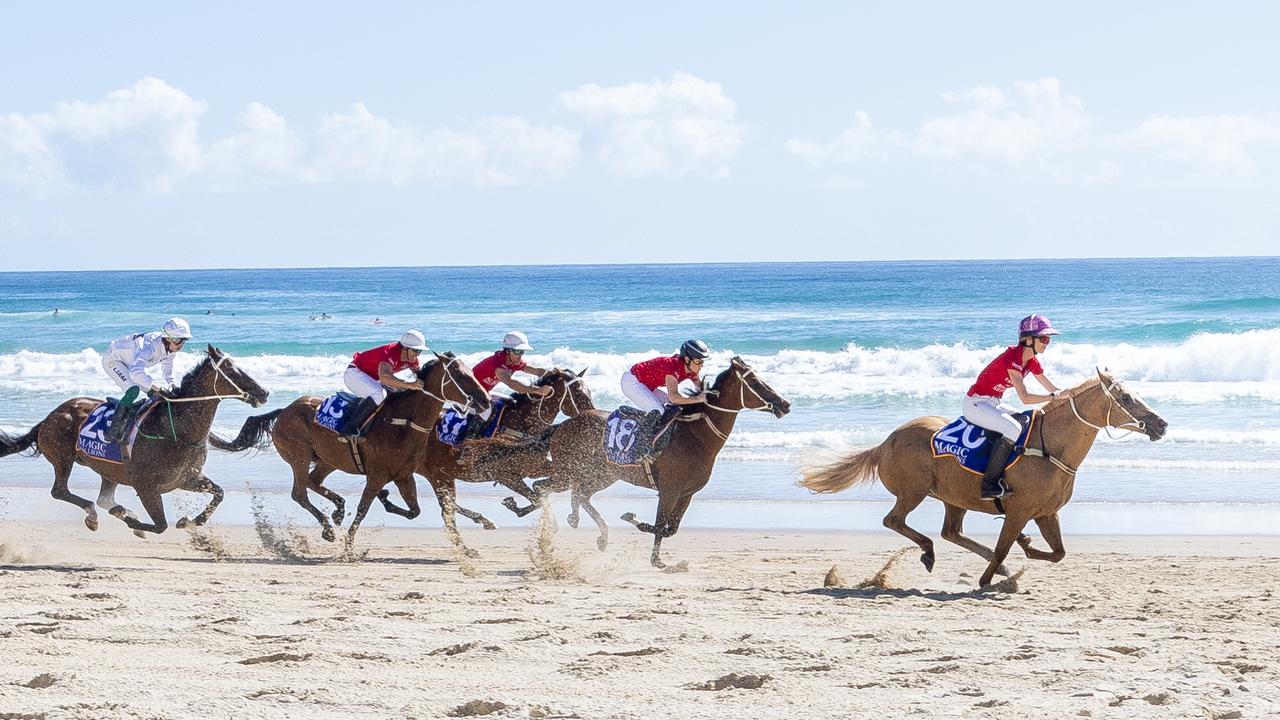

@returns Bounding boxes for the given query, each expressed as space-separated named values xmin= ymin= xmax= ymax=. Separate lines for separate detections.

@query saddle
xmin=930 ymin=410 xmax=1036 ymax=476
xmin=604 ymin=405 xmax=681 ymax=467
xmin=76 ymin=397 xmax=159 ymax=463
xmin=435 ymin=397 xmax=509 ymax=447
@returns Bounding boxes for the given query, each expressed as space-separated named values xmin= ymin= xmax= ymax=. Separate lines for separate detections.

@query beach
xmin=2 ymin=518 xmax=1277 ymax=720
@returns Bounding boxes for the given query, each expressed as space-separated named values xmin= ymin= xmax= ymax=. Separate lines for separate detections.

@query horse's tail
xmin=799 ymin=442 xmax=885 ymax=494
xmin=208 ymin=409 xmax=283 ymax=452
xmin=0 ymin=425 xmax=42 ymax=459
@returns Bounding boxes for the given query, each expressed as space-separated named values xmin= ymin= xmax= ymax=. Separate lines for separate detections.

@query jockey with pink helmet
xmin=962 ymin=314 xmax=1064 ymax=499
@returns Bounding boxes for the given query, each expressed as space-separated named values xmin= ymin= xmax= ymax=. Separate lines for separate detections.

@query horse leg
xmin=307 ymin=463 xmax=344 ymax=526
xmin=50 ymin=459 xmax=98 ymax=531
xmin=175 ymin=474 xmax=224 ymax=528
xmin=881 ymin=493 xmax=936 ymax=572
xmin=95 ymin=480 xmax=147 ymax=539
xmin=574 ymin=489 xmax=609 ymax=551
xmin=567 ymin=492 xmax=581 ymax=528
xmin=1016 ymin=513 xmax=1067 ymax=563
xmin=379 ymin=477 xmax=421 ymax=519
xmin=621 ymin=490 xmax=688 ymax=569
xmin=939 ymin=503 xmax=1011 ymax=577
xmin=979 ymin=515 xmax=1032 ymax=588
xmin=344 ymin=479 xmax=385 ymax=547
xmin=501 ymin=474 xmax=550 ymax=518
xmin=426 ymin=478 xmax=480 ymax=559
xmin=289 ymin=462 xmax=336 ymax=542
xmin=116 ymin=485 xmax=169 ymax=536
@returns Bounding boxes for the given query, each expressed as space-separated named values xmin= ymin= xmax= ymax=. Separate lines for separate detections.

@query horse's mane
xmin=174 ymin=354 xmax=215 ymax=396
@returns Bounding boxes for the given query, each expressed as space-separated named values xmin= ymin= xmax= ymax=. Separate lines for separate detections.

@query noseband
xmin=697 ymin=367 xmax=779 ymax=440
xmin=1064 ymin=378 xmax=1147 ymax=439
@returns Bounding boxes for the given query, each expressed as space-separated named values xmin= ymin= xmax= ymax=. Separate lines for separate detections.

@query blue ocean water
xmin=2 ymin=258 xmax=1279 ymax=532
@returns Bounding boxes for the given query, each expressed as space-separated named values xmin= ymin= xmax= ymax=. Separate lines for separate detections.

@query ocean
xmin=2 ymin=258 xmax=1278 ymax=535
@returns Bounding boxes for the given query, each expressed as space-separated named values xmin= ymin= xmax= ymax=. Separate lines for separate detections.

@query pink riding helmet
xmin=1018 ymin=314 xmax=1061 ymax=338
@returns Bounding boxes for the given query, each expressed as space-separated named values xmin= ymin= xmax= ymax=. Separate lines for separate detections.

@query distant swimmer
xmin=371 ymin=318 xmax=386 ymax=326
xmin=52 ymin=308 xmax=59 ymax=316
xmin=205 ymin=309 xmax=213 ymax=315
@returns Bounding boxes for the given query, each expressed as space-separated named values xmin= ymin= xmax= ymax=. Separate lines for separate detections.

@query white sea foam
xmin=3 ymin=329 xmax=1280 ymax=403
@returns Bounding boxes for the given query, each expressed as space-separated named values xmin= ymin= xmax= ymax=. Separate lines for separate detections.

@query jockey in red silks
xmin=338 ymin=330 xmax=429 ymax=436
xmin=621 ymin=340 xmax=711 ymax=425
xmin=963 ymin=314 xmax=1064 ymax=499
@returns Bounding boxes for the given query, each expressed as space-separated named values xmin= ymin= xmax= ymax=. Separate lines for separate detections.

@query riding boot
xmin=104 ymin=389 xmax=141 ymax=444
xmin=979 ymin=436 xmax=1017 ymax=499
xmin=338 ymin=397 xmax=378 ymax=438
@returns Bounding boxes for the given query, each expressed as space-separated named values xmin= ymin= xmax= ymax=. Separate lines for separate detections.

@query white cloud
xmin=0 ymin=77 xmax=581 ymax=194
xmin=783 ymin=111 xmax=903 ymax=166
xmin=559 ymin=72 xmax=745 ymax=178
xmin=914 ymin=78 xmax=1091 ymax=167
xmin=1124 ymin=114 xmax=1280 ymax=176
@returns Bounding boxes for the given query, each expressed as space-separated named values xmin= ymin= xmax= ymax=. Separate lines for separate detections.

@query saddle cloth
xmin=930 ymin=410 xmax=1035 ymax=475
xmin=435 ymin=397 xmax=508 ymax=447
xmin=314 ymin=392 xmax=360 ymax=433
xmin=604 ymin=406 xmax=678 ymax=467
xmin=76 ymin=398 xmax=156 ymax=463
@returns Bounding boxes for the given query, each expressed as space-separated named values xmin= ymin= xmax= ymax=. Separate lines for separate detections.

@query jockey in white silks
xmin=100 ymin=317 xmax=193 ymax=442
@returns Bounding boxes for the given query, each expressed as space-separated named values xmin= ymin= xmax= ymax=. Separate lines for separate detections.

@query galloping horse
xmin=800 ymin=370 xmax=1167 ymax=587
xmin=512 ymin=356 xmax=791 ymax=568
xmin=210 ymin=353 xmax=489 ymax=550
xmin=376 ymin=368 xmax=596 ymax=527
xmin=0 ymin=346 xmax=269 ymax=536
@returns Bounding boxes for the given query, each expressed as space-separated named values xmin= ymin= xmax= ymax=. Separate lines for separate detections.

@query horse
xmin=373 ymin=367 xmax=596 ymax=529
xmin=509 ymin=356 xmax=791 ymax=568
xmin=799 ymin=370 xmax=1168 ymax=588
xmin=209 ymin=353 xmax=490 ymax=551
xmin=0 ymin=345 xmax=269 ymax=536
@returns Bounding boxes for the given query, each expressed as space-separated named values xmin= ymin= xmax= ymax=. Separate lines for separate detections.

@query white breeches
xmin=621 ymin=372 xmax=669 ymax=413
xmin=962 ymin=395 xmax=1023 ymax=441
xmin=344 ymin=366 xmax=388 ymax=404
xmin=101 ymin=356 xmax=135 ymax=392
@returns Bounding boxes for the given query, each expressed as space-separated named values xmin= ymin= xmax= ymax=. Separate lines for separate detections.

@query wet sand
xmin=1 ymin=518 xmax=1277 ymax=719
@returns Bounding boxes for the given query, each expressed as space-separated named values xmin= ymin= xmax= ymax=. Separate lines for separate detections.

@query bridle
xmin=1063 ymin=378 xmax=1147 ymax=439
xmin=420 ymin=355 xmax=481 ymax=413
xmin=533 ymin=371 xmax=584 ymax=424
xmin=696 ymin=367 xmax=779 ymax=440
xmin=163 ymin=354 xmax=255 ymax=404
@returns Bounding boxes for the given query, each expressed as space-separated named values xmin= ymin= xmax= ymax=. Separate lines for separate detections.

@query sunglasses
xmin=689 ymin=358 xmax=705 ymax=365
xmin=509 ymin=349 xmax=525 ymax=355
xmin=1035 ymin=336 xmax=1051 ymax=343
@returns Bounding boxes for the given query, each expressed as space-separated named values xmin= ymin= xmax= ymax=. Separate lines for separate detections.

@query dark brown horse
xmin=511 ymin=356 xmax=790 ymax=568
xmin=384 ymin=367 xmax=596 ymax=527
xmin=210 ymin=353 xmax=489 ymax=551
xmin=0 ymin=346 xmax=269 ymax=536
xmin=800 ymin=370 xmax=1168 ymax=587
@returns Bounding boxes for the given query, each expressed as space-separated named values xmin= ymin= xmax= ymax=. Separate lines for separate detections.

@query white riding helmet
xmin=399 ymin=329 xmax=429 ymax=351
xmin=162 ymin=317 xmax=193 ymax=340
xmin=502 ymin=330 xmax=534 ymax=352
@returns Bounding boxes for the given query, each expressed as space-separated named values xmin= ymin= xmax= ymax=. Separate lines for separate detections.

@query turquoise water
xmin=2 ymin=258 xmax=1279 ymax=532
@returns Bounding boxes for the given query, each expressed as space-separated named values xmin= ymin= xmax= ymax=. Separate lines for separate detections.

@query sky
xmin=2 ymin=2 xmax=1279 ymax=271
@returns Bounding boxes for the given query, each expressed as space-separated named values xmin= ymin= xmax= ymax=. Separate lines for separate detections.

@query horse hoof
xmin=620 ymin=512 xmax=637 ymax=524
xmin=321 ymin=528 xmax=336 ymax=543
xmin=176 ymin=517 xmax=191 ymax=529
xmin=84 ymin=515 xmax=99 ymax=532
xmin=109 ymin=505 xmax=127 ymax=519
xmin=921 ymin=553 xmax=935 ymax=573
xmin=481 ymin=521 xmax=497 ymax=531
xmin=996 ymin=564 xmax=1011 ymax=577
xmin=567 ymin=513 xmax=580 ymax=529
xmin=597 ymin=536 xmax=608 ymax=552
xmin=132 ymin=530 xmax=147 ymax=539
xmin=501 ymin=497 xmax=519 ymax=512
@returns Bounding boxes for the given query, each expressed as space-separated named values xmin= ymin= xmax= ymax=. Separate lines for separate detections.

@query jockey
xmin=964 ymin=314 xmax=1064 ymax=499
xmin=101 ymin=317 xmax=193 ymax=442
xmin=621 ymin=340 xmax=710 ymax=421
xmin=338 ymin=330 xmax=429 ymax=436
xmin=472 ymin=331 xmax=551 ymax=400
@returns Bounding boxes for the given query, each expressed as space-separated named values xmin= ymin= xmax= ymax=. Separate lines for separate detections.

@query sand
xmin=1 ymin=517 xmax=1277 ymax=720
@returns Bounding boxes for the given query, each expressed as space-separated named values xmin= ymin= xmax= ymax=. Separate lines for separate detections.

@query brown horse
xmin=0 ymin=346 xmax=269 ymax=536
xmin=511 ymin=356 xmax=791 ymax=568
xmin=373 ymin=367 xmax=596 ymax=527
xmin=800 ymin=370 xmax=1168 ymax=587
xmin=209 ymin=353 xmax=489 ymax=551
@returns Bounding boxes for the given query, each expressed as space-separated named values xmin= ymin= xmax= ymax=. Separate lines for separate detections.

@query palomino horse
xmin=0 ymin=346 xmax=269 ymax=536
xmin=375 ymin=368 xmax=596 ymax=527
xmin=512 ymin=356 xmax=790 ymax=568
xmin=800 ymin=370 xmax=1167 ymax=587
xmin=210 ymin=353 xmax=489 ymax=551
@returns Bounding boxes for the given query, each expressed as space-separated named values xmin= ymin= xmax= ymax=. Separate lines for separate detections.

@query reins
xmin=1024 ymin=378 xmax=1147 ymax=476
xmin=696 ymin=367 xmax=777 ymax=440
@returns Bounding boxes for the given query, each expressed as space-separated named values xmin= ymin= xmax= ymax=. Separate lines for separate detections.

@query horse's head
xmin=536 ymin=367 xmax=595 ymax=419
xmin=707 ymin=356 xmax=791 ymax=418
xmin=420 ymin=352 xmax=491 ymax=415
xmin=203 ymin=345 xmax=270 ymax=407
xmin=1094 ymin=368 xmax=1167 ymax=441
